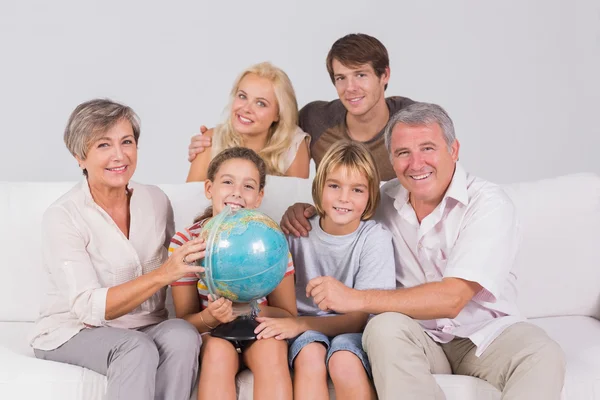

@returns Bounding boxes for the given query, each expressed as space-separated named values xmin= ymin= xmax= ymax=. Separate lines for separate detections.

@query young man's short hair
xmin=326 ymin=33 xmax=390 ymax=90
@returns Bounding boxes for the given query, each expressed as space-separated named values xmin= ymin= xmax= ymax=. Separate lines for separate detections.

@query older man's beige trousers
xmin=362 ymin=313 xmax=565 ymax=400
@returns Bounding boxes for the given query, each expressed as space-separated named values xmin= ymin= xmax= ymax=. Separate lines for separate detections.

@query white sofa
xmin=0 ymin=173 xmax=599 ymax=400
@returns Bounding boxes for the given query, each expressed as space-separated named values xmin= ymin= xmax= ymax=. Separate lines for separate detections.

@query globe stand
xmin=210 ymin=316 xmax=259 ymax=341
xmin=211 ymin=300 xmax=260 ymax=342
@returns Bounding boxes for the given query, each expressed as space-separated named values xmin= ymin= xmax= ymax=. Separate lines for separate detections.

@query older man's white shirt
xmin=375 ymin=163 xmax=524 ymax=356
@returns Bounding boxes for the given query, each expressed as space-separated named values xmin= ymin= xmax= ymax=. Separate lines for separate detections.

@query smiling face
xmin=331 ymin=59 xmax=389 ymax=118
xmin=319 ymin=165 xmax=370 ymax=235
xmin=76 ymin=118 xmax=137 ymax=191
xmin=230 ymin=73 xmax=280 ymax=139
xmin=390 ymin=122 xmax=459 ymax=208
xmin=204 ymin=158 xmax=264 ymax=215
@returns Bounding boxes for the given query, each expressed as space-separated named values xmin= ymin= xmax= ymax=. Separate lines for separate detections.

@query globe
xmin=198 ymin=206 xmax=289 ymax=304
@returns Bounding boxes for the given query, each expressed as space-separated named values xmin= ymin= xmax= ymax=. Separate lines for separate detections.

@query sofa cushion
xmin=531 ymin=316 xmax=600 ymax=399
xmin=0 ymin=321 xmax=105 ymax=400
xmin=0 ymin=182 xmax=77 ymax=322
xmin=502 ymin=173 xmax=600 ymax=319
xmin=234 ymin=369 xmax=500 ymax=400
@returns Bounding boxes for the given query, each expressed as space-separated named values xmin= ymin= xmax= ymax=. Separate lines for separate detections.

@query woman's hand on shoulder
xmin=187 ymin=128 xmax=215 ymax=182
xmin=254 ymin=316 xmax=303 ymax=340
xmin=158 ymin=238 xmax=206 ymax=284
xmin=188 ymin=125 xmax=213 ymax=162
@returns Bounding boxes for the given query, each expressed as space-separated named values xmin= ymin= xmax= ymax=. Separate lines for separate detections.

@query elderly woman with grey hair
xmin=30 ymin=99 xmax=206 ymax=400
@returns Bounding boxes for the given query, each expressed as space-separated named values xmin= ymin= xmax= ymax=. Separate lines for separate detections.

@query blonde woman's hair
xmin=212 ymin=62 xmax=299 ymax=175
xmin=312 ymin=141 xmax=381 ymax=221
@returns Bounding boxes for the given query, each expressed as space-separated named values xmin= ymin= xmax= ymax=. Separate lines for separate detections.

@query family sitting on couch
xmin=30 ymin=33 xmax=566 ymax=400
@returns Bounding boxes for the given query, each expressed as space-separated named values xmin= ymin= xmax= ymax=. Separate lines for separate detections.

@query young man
xmin=187 ymin=33 xmax=414 ymax=180
xmin=280 ymin=102 xmax=566 ymax=400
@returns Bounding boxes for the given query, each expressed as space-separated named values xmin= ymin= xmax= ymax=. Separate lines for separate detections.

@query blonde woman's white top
xmin=280 ymin=126 xmax=311 ymax=173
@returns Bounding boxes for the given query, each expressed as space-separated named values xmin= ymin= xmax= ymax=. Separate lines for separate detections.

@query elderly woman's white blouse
xmin=30 ymin=180 xmax=175 ymax=351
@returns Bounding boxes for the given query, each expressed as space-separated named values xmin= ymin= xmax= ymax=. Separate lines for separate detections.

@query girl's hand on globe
xmin=207 ymin=295 xmax=236 ymax=324
xmin=159 ymin=239 xmax=206 ymax=285
xmin=254 ymin=317 xmax=302 ymax=340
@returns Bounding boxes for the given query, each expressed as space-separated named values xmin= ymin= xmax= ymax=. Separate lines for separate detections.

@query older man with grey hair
xmin=280 ymin=102 xmax=566 ymax=400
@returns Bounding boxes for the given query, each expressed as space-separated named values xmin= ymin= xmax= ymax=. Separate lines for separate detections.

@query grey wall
xmin=0 ymin=0 xmax=598 ymax=184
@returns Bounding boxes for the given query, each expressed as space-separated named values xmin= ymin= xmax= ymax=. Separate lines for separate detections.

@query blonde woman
xmin=186 ymin=62 xmax=310 ymax=181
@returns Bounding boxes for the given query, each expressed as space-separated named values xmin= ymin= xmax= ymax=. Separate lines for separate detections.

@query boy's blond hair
xmin=312 ymin=141 xmax=381 ymax=220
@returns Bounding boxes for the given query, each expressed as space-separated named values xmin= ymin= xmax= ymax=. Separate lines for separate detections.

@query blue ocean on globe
xmin=199 ymin=207 xmax=288 ymax=303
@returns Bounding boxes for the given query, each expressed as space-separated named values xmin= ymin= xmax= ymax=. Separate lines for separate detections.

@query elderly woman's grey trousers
xmin=34 ymin=318 xmax=202 ymax=400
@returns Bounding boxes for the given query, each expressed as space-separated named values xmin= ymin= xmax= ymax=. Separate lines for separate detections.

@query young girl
xmin=254 ymin=141 xmax=396 ymax=399
xmin=186 ymin=62 xmax=310 ymax=181
xmin=171 ymin=147 xmax=297 ymax=400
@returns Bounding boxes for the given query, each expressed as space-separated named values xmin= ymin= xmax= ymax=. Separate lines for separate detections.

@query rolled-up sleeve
xmin=443 ymin=195 xmax=520 ymax=303
xmin=42 ymin=206 xmax=108 ymax=326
